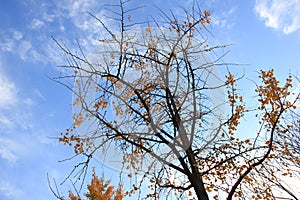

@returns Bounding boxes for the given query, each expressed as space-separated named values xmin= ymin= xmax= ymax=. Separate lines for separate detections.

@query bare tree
xmin=54 ymin=1 xmax=300 ymax=199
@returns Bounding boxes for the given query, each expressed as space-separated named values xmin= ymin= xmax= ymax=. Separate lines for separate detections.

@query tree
xmin=54 ymin=1 xmax=300 ymax=199
xmin=68 ymin=170 xmax=124 ymax=200
xmin=49 ymin=169 xmax=124 ymax=200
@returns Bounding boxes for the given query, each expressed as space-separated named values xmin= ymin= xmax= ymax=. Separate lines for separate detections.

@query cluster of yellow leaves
xmin=202 ymin=154 xmax=239 ymax=189
xmin=205 ymin=184 xmax=216 ymax=193
xmin=256 ymin=69 xmax=296 ymax=126
xmin=68 ymin=170 xmax=124 ymax=200
xmin=199 ymin=70 xmax=297 ymax=198
xmin=106 ymin=76 xmax=117 ymax=83
xmin=59 ymin=130 xmax=94 ymax=154
xmin=181 ymin=21 xmax=196 ymax=31
xmin=256 ymin=69 xmax=294 ymax=110
xmin=123 ymin=183 xmax=141 ymax=197
xmin=73 ymin=113 xmax=84 ymax=127
xmin=166 ymin=10 xmax=211 ymax=35
xmin=146 ymin=192 xmax=159 ymax=198
xmin=202 ymin=10 xmax=211 ymax=24
xmin=122 ymin=152 xmax=143 ymax=175
xmin=68 ymin=192 xmax=79 ymax=200
xmin=145 ymin=26 xmax=152 ymax=33
xmin=59 ymin=132 xmax=84 ymax=154
xmin=225 ymin=73 xmax=245 ymax=135
xmin=93 ymin=98 xmax=109 ymax=110
xmin=145 ymin=179 xmax=161 ymax=199
xmin=225 ymin=73 xmax=235 ymax=86
xmin=73 ymin=97 xmax=84 ymax=106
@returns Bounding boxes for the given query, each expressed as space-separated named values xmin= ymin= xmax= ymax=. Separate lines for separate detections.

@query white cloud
xmin=255 ymin=0 xmax=300 ymax=34
xmin=0 ymin=31 xmax=18 ymax=54
xmin=1 ymin=29 xmax=47 ymax=63
xmin=1 ymin=38 xmax=44 ymax=63
xmin=0 ymin=138 xmax=19 ymax=163
xmin=59 ymin=25 xmax=65 ymax=32
xmin=41 ymin=42 xmax=67 ymax=65
xmin=24 ymin=98 xmax=34 ymax=106
xmin=0 ymin=61 xmax=37 ymax=131
xmin=0 ymin=39 xmax=15 ymax=52
xmin=29 ymin=19 xmax=45 ymax=29
xmin=62 ymin=0 xmax=99 ymax=18
xmin=0 ymin=30 xmax=23 ymax=53
xmin=12 ymin=31 xmax=23 ymax=40
xmin=18 ymin=41 xmax=32 ymax=61
xmin=0 ymin=181 xmax=23 ymax=199
xmin=0 ymin=115 xmax=13 ymax=127
xmin=33 ymin=89 xmax=46 ymax=100
xmin=0 ymin=147 xmax=17 ymax=163
xmin=65 ymin=2 xmax=105 ymax=40
xmin=55 ymin=0 xmax=107 ymax=36
xmin=0 ymin=1 xmax=110 ymax=66
xmin=0 ymin=71 xmax=17 ymax=109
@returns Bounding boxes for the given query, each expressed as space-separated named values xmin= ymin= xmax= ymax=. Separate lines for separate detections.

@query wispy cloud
xmin=212 ymin=6 xmax=237 ymax=30
xmin=1 ymin=0 xmax=110 ymax=66
xmin=33 ymin=89 xmax=46 ymax=100
xmin=29 ymin=19 xmax=45 ymax=29
xmin=0 ymin=115 xmax=13 ymax=128
xmin=255 ymin=0 xmax=300 ymax=34
xmin=0 ymin=30 xmax=23 ymax=52
xmin=18 ymin=41 xmax=32 ymax=61
xmin=0 ymin=61 xmax=34 ymax=131
xmin=0 ymin=181 xmax=23 ymax=199
xmin=54 ymin=0 xmax=108 ymax=49
xmin=0 ymin=138 xmax=19 ymax=163
xmin=12 ymin=31 xmax=23 ymax=40
xmin=0 ymin=70 xmax=17 ymax=109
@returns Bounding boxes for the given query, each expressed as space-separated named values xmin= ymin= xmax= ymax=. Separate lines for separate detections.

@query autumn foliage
xmin=53 ymin=0 xmax=300 ymax=199
xmin=65 ymin=170 xmax=123 ymax=200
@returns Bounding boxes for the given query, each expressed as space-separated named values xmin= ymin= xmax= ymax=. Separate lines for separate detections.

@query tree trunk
xmin=186 ymin=147 xmax=209 ymax=200
xmin=189 ymin=174 xmax=209 ymax=200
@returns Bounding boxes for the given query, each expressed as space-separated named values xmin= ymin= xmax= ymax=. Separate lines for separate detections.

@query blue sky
xmin=1 ymin=0 xmax=300 ymax=199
